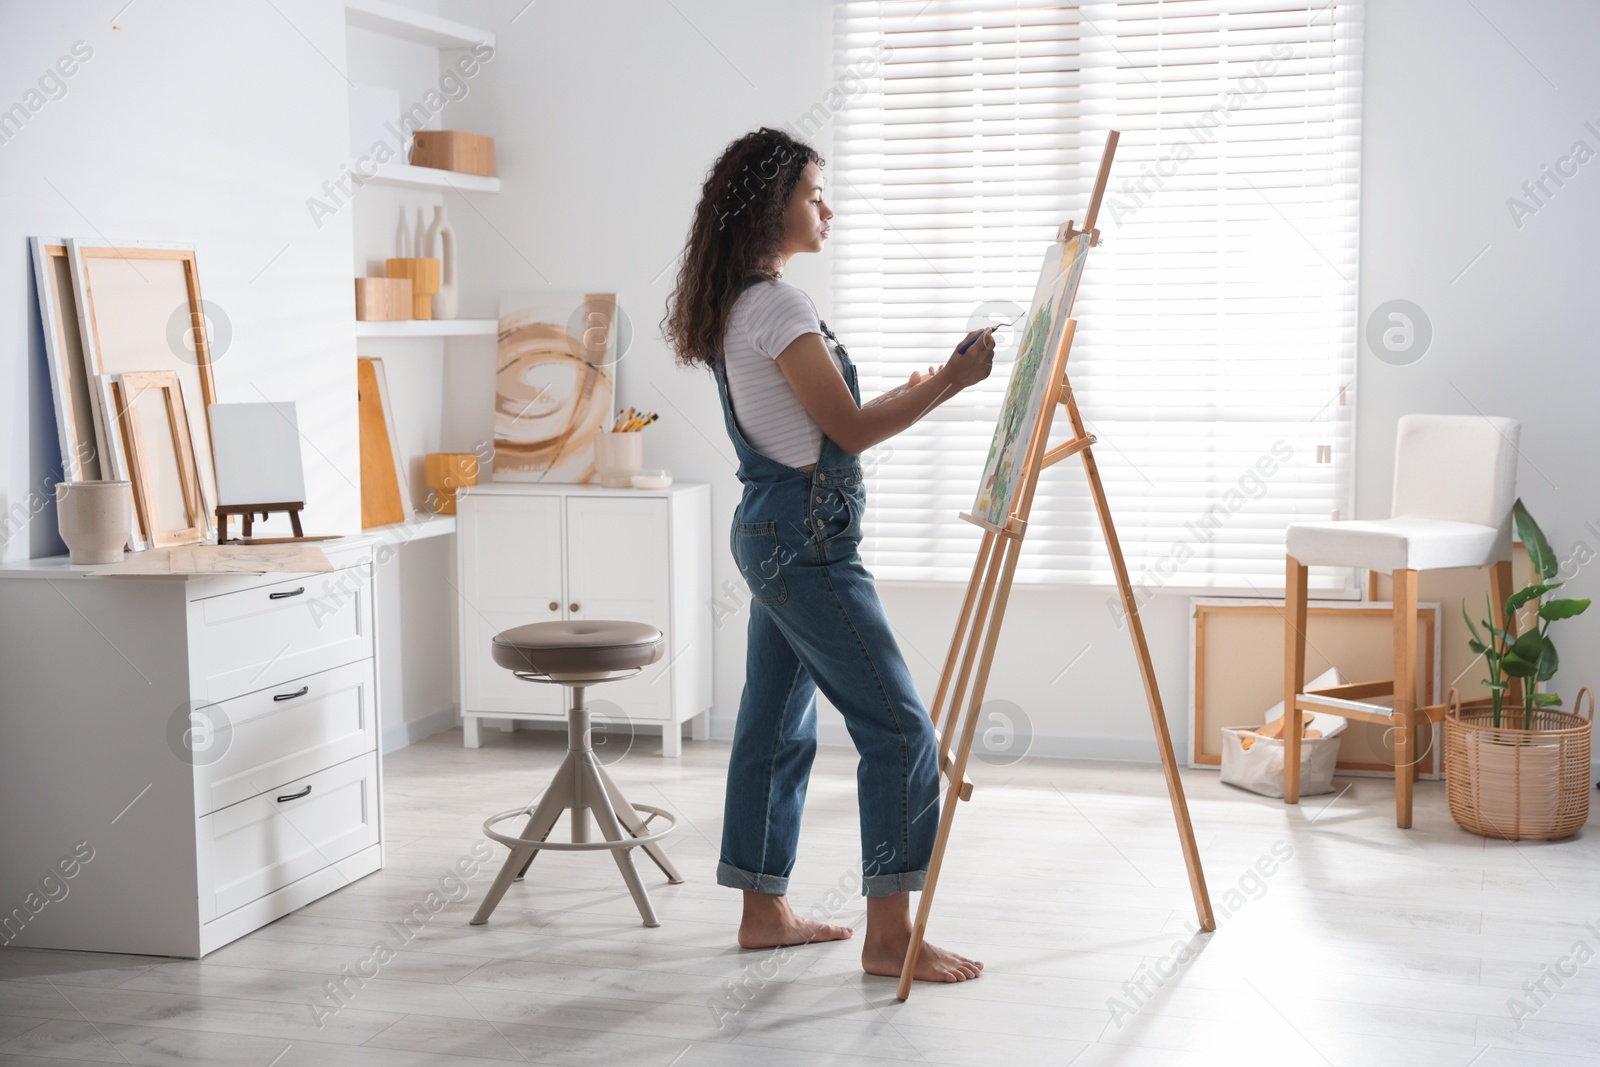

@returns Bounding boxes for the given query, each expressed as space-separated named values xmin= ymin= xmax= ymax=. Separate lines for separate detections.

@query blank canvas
xmin=68 ymin=240 xmax=218 ymax=521
xmin=30 ymin=238 xmax=100 ymax=481
xmin=209 ymin=402 xmax=307 ymax=507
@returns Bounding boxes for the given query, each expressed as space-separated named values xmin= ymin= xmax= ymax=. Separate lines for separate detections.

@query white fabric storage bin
xmin=1220 ymin=728 xmax=1342 ymax=798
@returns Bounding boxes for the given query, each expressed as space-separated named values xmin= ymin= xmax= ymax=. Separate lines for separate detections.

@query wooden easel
xmin=898 ymin=131 xmax=1215 ymax=1000
xmin=215 ymin=503 xmax=337 ymax=545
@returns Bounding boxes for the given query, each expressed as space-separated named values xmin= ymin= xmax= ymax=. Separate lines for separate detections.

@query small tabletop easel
xmin=898 ymin=131 xmax=1215 ymax=1000
xmin=215 ymin=503 xmax=337 ymax=545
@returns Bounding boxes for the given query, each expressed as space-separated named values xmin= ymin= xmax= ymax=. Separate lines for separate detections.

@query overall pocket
xmin=733 ymin=520 xmax=792 ymax=605
xmin=809 ymin=483 xmax=860 ymax=546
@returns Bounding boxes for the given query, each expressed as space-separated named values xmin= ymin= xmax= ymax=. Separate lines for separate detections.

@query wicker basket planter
xmin=1442 ymin=687 xmax=1592 ymax=840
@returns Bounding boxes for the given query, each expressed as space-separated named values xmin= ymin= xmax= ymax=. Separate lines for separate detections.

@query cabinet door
xmin=565 ymin=497 xmax=672 ymax=722
xmin=459 ymin=494 xmax=564 ymax=715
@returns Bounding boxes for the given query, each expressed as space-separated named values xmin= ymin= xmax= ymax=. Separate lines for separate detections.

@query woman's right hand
xmin=945 ymin=327 xmax=996 ymax=390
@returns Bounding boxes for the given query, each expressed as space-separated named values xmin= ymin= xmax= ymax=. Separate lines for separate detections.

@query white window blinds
xmin=830 ymin=0 xmax=1362 ymax=595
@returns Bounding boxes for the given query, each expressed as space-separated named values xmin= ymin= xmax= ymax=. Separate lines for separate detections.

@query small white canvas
xmin=209 ymin=402 xmax=307 ymax=506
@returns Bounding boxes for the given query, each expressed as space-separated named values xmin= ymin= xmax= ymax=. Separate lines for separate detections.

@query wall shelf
xmin=366 ymin=163 xmax=499 ymax=194
xmin=344 ymin=0 xmax=494 ymax=50
xmin=365 ymin=513 xmax=457 ymax=543
xmin=356 ymin=319 xmax=496 ymax=338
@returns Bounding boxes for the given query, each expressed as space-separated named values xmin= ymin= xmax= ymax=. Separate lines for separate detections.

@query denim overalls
xmin=711 ymin=300 xmax=940 ymax=898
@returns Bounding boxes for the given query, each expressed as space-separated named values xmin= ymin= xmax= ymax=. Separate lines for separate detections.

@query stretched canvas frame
xmin=92 ymin=374 xmax=148 ymax=551
xmin=971 ymin=233 xmax=1090 ymax=527
xmin=29 ymin=238 xmax=100 ymax=481
xmin=357 ymin=357 xmax=410 ymax=528
xmin=493 ymin=292 xmax=618 ymax=482
xmin=1189 ymin=598 xmax=1443 ymax=778
xmin=116 ymin=371 xmax=206 ymax=548
xmin=68 ymin=239 xmax=217 ymax=538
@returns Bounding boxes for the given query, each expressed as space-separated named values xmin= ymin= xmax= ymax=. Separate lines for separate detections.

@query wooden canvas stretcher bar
xmin=898 ymin=130 xmax=1214 ymax=1000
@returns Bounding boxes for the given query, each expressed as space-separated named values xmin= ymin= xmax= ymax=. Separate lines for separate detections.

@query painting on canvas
xmin=971 ymin=233 xmax=1091 ymax=527
xmin=493 ymin=293 xmax=618 ymax=482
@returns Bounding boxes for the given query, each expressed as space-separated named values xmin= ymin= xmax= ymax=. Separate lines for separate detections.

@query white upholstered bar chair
xmin=1283 ymin=414 xmax=1521 ymax=827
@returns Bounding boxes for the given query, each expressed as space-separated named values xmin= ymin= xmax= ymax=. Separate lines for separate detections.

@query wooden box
xmin=410 ymin=130 xmax=495 ymax=177
xmin=354 ymin=277 xmax=412 ymax=321
xmin=424 ymin=452 xmax=479 ymax=515
xmin=383 ymin=258 xmax=439 ymax=320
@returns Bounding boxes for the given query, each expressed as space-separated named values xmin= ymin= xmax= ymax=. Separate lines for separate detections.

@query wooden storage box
xmin=355 ymin=277 xmax=413 ymax=321
xmin=383 ymin=258 xmax=439 ymax=320
xmin=410 ymin=130 xmax=495 ymax=177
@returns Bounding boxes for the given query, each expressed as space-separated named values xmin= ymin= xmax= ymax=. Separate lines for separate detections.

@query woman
xmin=662 ymin=128 xmax=995 ymax=984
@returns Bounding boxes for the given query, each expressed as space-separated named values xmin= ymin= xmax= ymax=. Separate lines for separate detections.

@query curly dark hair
xmin=660 ymin=127 xmax=824 ymax=369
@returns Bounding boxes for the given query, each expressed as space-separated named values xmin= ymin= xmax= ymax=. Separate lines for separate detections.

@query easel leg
xmin=1067 ymin=391 xmax=1214 ymax=934
xmin=931 ymin=531 xmax=998 ymax=767
xmin=898 ymin=536 xmax=1022 ymax=1001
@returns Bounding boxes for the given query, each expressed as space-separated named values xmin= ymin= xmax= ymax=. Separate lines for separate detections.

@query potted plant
xmin=1446 ymin=500 xmax=1593 ymax=840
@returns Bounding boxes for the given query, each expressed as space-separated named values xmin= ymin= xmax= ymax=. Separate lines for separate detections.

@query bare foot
xmin=737 ymin=891 xmax=853 ymax=950
xmin=862 ymin=936 xmax=983 ymax=983
xmin=860 ymin=892 xmax=981 ymax=983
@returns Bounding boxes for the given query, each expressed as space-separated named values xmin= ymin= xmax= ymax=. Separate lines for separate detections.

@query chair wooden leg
xmin=1489 ymin=559 xmax=1522 ymax=709
xmin=1392 ymin=569 xmax=1419 ymax=829
xmin=1284 ymin=555 xmax=1308 ymax=805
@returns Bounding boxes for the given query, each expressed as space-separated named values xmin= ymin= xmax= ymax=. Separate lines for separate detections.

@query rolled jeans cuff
xmin=717 ymin=859 xmax=789 ymax=895
xmin=863 ymin=868 xmax=926 ymax=897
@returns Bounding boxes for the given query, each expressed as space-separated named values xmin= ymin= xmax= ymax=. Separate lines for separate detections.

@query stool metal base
xmin=471 ymin=683 xmax=683 ymax=928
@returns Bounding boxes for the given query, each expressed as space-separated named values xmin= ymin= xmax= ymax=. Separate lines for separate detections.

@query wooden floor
xmin=2 ymin=728 xmax=1597 ymax=1066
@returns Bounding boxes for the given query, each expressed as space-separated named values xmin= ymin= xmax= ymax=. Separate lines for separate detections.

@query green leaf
xmin=1514 ymin=499 xmax=1559 ymax=581
xmin=1461 ymin=604 xmax=1483 ymax=646
xmin=1468 ymin=639 xmax=1487 ymax=655
xmin=1540 ymin=597 xmax=1591 ymax=621
xmin=1509 ymin=629 xmax=1545 ymax=660
xmin=1533 ymin=692 xmax=1564 ymax=707
xmin=1534 ymin=636 xmax=1560 ymax=683
xmin=1506 ymin=582 xmax=1562 ymax=615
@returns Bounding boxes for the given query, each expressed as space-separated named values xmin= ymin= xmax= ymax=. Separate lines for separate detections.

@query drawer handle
xmin=273 ymin=686 xmax=310 ymax=702
xmin=277 ymin=784 xmax=313 ymax=803
xmin=569 ymin=602 xmax=579 ymax=613
xmin=269 ymin=586 xmax=306 ymax=600
xmin=548 ymin=601 xmax=558 ymax=612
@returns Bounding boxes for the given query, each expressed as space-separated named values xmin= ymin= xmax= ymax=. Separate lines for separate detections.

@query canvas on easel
xmin=899 ymin=131 xmax=1214 ymax=1000
xmin=972 ymin=233 xmax=1090 ymax=527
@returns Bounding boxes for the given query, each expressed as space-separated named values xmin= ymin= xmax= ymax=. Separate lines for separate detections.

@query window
xmin=831 ymin=0 xmax=1362 ymax=596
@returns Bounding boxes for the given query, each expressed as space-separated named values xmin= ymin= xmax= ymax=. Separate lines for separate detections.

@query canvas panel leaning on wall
xmin=494 ymin=292 xmax=619 ymax=483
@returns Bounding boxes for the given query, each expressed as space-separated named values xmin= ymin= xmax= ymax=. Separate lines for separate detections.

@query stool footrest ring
xmin=482 ymin=802 xmax=678 ymax=852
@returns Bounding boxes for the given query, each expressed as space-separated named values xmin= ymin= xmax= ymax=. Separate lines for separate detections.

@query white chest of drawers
xmin=0 ymin=540 xmax=382 ymax=958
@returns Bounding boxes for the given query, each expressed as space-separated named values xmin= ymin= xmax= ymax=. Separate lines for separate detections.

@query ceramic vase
xmin=395 ymin=205 xmax=411 ymax=257
xmin=429 ymin=205 xmax=459 ymax=319
xmin=56 ymin=480 xmax=132 ymax=564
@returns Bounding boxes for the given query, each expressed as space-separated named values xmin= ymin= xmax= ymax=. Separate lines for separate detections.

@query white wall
xmin=1 ymin=1 xmax=361 ymax=561
xmin=1355 ymin=0 xmax=1600 ymax=705
xmin=7 ymin=1 xmax=1593 ymax=761
xmin=865 ymin=1 xmax=1600 ymax=762
xmin=439 ymin=0 xmax=1600 ymax=762
xmin=434 ymin=0 xmax=835 ymax=741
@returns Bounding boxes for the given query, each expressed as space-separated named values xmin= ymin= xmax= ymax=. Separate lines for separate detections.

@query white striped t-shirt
xmin=721 ymin=279 xmax=846 ymax=468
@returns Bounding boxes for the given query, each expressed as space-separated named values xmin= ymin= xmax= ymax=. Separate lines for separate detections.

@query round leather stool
xmin=470 ymin=620 xmax=683 ymax=928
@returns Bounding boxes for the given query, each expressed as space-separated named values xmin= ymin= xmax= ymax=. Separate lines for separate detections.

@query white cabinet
xmin=0 ymin=540 xmax=382 ymax=958
xmin=456 ymin=483 xmax=712 ymax=756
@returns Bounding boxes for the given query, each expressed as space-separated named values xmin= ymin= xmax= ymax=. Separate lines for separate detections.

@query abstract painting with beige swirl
xmin=493 ymin=292 xmax=617 ymax=482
